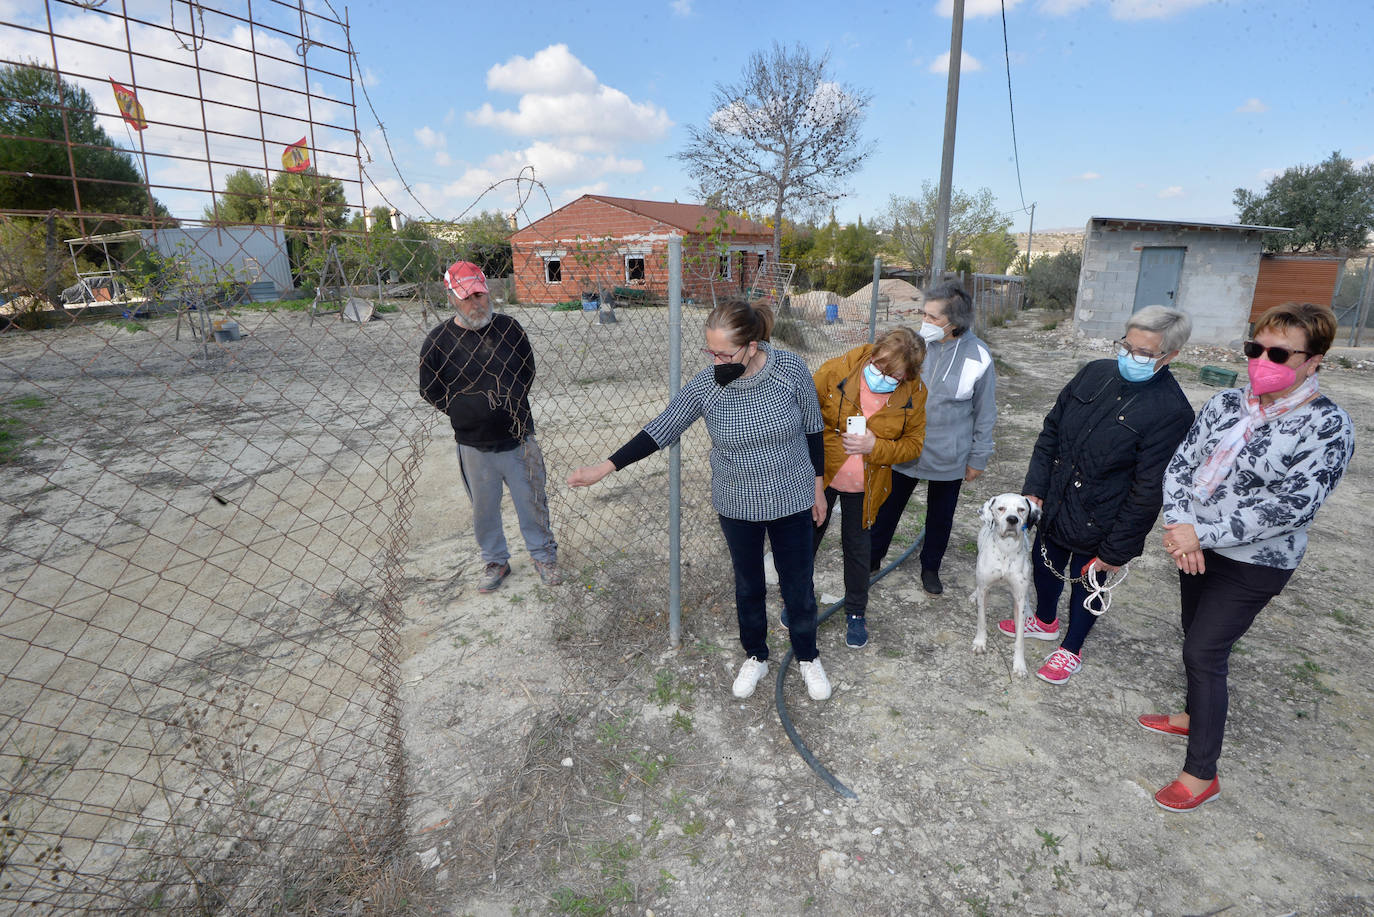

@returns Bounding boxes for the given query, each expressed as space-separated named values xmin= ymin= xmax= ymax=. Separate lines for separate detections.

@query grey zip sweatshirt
xmin=893 ymin=332 xmax=996 ymax=481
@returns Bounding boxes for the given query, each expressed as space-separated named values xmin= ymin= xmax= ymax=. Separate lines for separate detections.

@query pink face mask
xmin=1247 ymin=356 xmax=1302 ymax=395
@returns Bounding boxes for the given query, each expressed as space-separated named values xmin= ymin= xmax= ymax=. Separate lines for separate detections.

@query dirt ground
xmin=402 ymin=309 xmax=1374 ymax=916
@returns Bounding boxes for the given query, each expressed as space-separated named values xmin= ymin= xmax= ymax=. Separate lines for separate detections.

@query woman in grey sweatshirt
xmin=868 ymin=281 xmax=997 ymax=595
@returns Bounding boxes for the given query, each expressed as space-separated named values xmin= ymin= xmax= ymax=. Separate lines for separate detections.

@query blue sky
xmin=5 ymin=0 xmax=1370 ymax=236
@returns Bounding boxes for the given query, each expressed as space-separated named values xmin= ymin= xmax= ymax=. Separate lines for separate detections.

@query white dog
xmin=970 ymin=493 xmax=1040 ymax=675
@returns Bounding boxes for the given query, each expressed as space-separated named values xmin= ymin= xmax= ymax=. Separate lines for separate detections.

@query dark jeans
xmin=1178 ymin=552 xmax=1292 ymax=781
xmin=812 ymin=488 xmax=870 ymax=616
xmin=1031 ymin=532 xmax=1107 ymax=656
xmin=718 ymin=509 xmax=820 ymax=663
xmin=868 ymin=472 xmax=963 ymax=573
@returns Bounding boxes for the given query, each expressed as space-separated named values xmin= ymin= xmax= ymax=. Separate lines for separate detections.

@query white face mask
xmin=918 ymin=321 xmax=944 ymax=344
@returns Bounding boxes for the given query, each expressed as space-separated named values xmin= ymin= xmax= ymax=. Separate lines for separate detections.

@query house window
xmin=544 ymin=257 xmax=562 ymax=283
xmin=718 ymin=253 xmax=731 ymax=280
xmin=625 ymin=255 xmax=646 ymax=282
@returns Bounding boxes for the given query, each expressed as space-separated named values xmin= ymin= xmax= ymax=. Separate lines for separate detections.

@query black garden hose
xmin=772 ymin=529 xmax=925 ymax=800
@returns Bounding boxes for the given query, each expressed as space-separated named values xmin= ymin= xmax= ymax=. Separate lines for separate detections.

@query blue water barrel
xmin=824 ymin=303 xmax=839 ymax=324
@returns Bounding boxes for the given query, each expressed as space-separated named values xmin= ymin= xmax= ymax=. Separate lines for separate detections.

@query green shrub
xmin=1025 ymin=246 xmax=1082 ymax=311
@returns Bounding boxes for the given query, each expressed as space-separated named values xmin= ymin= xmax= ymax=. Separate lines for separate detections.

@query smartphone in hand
xmin=846 ymin=415 xmax=866 ymax=435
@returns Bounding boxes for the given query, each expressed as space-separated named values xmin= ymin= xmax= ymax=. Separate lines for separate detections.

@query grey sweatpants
xmin=456 ymin=437 xmax=557 ymax=566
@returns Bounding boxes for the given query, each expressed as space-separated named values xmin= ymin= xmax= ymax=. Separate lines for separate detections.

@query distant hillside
xmin=1014 ymin=228 xmax=1083 ymax=256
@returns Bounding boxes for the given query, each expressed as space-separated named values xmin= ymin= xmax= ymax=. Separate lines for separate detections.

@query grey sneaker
xmin=732 ymin=657 xmax=769 ymax=698
xmin=533 ymin=559 xmax=562 ymax=586
xmin=799 ymin=658 xmax=831 ymax=700
xmin=477 ymin=561 xmax=511 ymax=593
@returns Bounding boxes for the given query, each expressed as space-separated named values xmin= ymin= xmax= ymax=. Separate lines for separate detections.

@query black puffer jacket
xmin=1023 ymin=359 xmax=1194 ymax=565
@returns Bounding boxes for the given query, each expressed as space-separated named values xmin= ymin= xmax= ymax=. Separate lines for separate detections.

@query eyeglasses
xmin=700 ymin=342 xmax=748 ymax=362
xmin=1242 ymin=340 xmax=1310 ymax=363
xmin=1116 ymin=338 xmax=1165 ymax=360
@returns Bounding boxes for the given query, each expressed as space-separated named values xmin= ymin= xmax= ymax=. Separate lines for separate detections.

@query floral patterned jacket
xmin=1162 ymin=388 xmax=1354 ymax=569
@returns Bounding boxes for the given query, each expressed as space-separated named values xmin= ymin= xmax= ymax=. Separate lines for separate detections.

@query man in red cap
xmin=420 ymin=261 xmax=560 ymax=590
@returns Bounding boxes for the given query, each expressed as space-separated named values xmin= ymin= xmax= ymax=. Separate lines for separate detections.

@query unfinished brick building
xmin=510 ymin=195 xmax=774 ymax=305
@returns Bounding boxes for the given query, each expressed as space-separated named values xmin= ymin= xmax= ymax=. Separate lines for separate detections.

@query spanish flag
xmin=109 ymin=78 xmax=148 ymax=131
xmin=282 ymin=136 xmax=311 ymax=173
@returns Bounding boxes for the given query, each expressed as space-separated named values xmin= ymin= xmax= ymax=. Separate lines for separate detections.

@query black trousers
xmin=868 ymin=472 xmax=963 ymax=573
xmin=718 ymin=509 xmax=820 ymax=663
xmin=1177 ymin=551 xmax=1292 ymax=781
xmin=812 ymin=488 xmax=870 ymax=616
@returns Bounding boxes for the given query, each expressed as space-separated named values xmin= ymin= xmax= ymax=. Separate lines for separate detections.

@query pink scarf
xmin=1191 ymin=375 xmax=1321 ymax=500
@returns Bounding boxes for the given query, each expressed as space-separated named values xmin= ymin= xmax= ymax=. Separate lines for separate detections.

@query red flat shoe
xmin=1138 ymin=713 xmax=1189 ymax=737
xmin=1154 ymin=776 xmax=1220 ymax=811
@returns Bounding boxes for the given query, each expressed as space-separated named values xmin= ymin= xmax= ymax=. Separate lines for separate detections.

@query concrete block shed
xmin=1073 ymin=217 xmax=1290 ymax=346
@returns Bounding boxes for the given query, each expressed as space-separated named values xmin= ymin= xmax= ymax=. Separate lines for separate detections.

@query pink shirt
xmin=830 ymin=375 xmax=891 ymax=493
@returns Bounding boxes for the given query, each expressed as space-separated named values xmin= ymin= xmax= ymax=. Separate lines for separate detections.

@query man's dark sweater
xmin=419 ymin=314 xmax=535 ymax=452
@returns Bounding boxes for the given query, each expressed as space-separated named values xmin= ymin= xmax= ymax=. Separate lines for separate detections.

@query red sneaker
xmin=1035 ymin=648 xmax=1081 ymax=685
xmin=1138 ymin=713 xmax=1189 ymax=737
xmin=997 ymin=613 xmax=1059 ymax=641
xmin=1154 ymin=776 xmax=1220 ymax=812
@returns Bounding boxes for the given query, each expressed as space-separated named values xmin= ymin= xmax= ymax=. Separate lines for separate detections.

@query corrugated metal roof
xmin=1090 ymin=216 xmax=1292 ymax=234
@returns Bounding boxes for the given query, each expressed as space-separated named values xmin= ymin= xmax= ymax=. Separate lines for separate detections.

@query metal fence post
xmin=668 ymin=236 xmax=683 ymax=648
xmin=1353 ymin=256 xmax=1373 ymax=348
xmin=867 ymin=256 xmax=882 ymax=344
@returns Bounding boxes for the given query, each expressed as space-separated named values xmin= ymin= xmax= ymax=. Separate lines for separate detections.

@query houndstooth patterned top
xmin=644 ymin=342 xmax=824 ymax=523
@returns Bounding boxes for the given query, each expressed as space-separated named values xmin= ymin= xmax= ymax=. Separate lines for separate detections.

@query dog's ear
xmin=979 ymin=498 xmax=995 ymax=524
xmin=1024 ymin=497 xmax=1041 ymax=530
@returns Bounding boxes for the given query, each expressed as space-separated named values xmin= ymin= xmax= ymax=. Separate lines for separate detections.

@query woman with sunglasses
xmin=566 ymin=297 xmax=833 ymax=702
xmin=811 ymin=327 xmax=928 ymax=648
xmin=1143 ymin=302 xmax=1354 ymax=812
xmin=1007 ymin=305 xmax=1196 ymax=684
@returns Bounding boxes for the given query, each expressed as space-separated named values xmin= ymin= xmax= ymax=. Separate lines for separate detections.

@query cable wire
xmin=1000 ymin=0 xmax=1026 ymax=211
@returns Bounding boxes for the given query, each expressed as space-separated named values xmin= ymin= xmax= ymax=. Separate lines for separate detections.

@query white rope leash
xmin=1038 ymin=542 xmax=1130 ymax=617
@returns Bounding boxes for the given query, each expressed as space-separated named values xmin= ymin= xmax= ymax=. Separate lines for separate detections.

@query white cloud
xmin=1036 ymin=0 xmax=1213 ymax=16
xmin=1075 ymin=172 xmax=1101 ymax=181
xmin=1158 ymin=186 xmax=1184 ymax=198
xmin=1038 ymin=0 xmax=1093 ymax=13
xmin=440 ymin=142 xmax=643 ymax=206
xmin=934 ymin=0 xmax=1023 ymax=16
xmin=415 ymin=126 xmax=446 ymax=148
xmin=1235 ymin=97 xmax=1269 ymax=113
xmin=486 ymin=44 xmax=598 ymax=95
xmin=434 ymin=151 xmax=452 ymax=167
xmin=929 ymin=51 xmax=983 ymax=74
xmin=1354 ymin=154 xmax=1374 ymax=169
xmin=1109 ymin=0 xmax=1215 ymax=19
xmin=468 ymin=85 xmax=671 ymax=149
xmin=669 ymin=0 xmax=692 ymax=16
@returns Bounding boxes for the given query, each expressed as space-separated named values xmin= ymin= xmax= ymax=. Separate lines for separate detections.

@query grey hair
xmin=1125 ymin=305 xmax=1192 ymax=354
xmin=924 ymin=280 xmax=974 ymax=337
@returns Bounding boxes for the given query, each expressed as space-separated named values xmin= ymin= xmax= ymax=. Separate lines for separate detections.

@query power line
xmin=1000 ymin=0 xmax=1027 ymax=212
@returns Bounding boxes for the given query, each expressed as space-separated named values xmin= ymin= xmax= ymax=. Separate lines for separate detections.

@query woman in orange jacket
xmin=811 ymin=328 xmax=928 ymax=648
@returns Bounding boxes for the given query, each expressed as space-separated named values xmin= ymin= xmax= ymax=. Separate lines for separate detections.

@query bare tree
xmin=677 ymin=43 xmax=873 ymax=261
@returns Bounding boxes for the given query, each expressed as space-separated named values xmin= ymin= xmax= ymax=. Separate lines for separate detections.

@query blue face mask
xmin=1116 ymin=349 xmax=1157 ymax=383
xmin=863 ymin=363 xmax=900 ymax=394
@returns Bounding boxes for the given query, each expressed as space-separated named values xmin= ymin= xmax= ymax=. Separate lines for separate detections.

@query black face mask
xmin=714 ymin=362 xmax=747 ymax=387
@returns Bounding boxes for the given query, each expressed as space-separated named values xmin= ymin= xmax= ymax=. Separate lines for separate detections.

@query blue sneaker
xmin=846 ymin=614 xmax=868 ymax=648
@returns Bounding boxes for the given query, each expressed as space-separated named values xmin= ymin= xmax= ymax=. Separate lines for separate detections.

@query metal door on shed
xmin=1133 ymin=247 xmax=1185 ymax=312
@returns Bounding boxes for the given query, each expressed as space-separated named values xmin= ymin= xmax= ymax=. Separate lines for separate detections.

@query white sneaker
xmin=799 ymin=658 xmax=831 ymax=700
xmin=732 ymin=657 xmax=768 ymax=698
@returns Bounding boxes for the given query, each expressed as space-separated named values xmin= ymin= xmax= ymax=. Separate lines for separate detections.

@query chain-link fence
xmin=1 ymin=208 xmax=929 ymax=907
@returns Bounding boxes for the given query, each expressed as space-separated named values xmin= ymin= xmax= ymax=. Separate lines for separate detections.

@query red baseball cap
xmin=444 ymin=261 xmax=488 ymax=298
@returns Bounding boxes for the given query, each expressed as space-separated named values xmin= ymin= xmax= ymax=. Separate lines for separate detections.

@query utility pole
xmin=929 ymin=0 xmax=965 ymax=286
xmin=1021 ymin=201 xmax=1035 ymax=309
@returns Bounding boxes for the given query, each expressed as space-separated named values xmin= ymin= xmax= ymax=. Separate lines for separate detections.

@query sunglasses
xmin=1242 ymin=340 xmax=1311 ymax=364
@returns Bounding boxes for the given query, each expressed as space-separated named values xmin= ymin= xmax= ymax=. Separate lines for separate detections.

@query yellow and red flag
xmin=109 ymin=78 xmax=148 ymax=131
xmin=281 ymin=136 xmax=311 ymax=173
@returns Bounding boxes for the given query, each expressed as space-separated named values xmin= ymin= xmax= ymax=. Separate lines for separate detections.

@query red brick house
xmin=509 ymin=195 xmax=774 ymax=305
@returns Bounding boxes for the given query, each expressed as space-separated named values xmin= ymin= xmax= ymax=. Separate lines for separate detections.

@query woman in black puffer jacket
xmin=1000 ymin=306 xmax=1195 ymax=685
